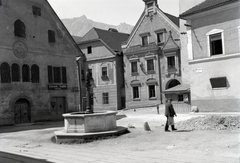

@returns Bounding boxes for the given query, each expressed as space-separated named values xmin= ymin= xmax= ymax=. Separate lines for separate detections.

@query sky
xmin=47 ymin=0 xmax=179 ymax=26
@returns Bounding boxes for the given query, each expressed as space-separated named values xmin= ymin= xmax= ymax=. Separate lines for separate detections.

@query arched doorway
xmin=14 ymin=98 xmax=31 ymax=124
xmin=166 ymin=79 xmax=180 ymax=89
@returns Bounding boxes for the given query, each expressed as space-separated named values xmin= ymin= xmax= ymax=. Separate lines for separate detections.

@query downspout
xmin=76 ymin=57 xmax=82 ymax=112
xmin=157 ymin=48 xmax=163 ymax=104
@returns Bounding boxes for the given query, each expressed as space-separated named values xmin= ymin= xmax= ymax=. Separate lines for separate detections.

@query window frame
xmin=210 ymin=77 xmax=228 ymax=89
xmin=0 ymin=62 xmax=11 ymax=83
xmin=11 ymin=63 xmax=20 ymax=82
xmin=102 ymin=92 xmax=109 ymax=104
xmin=87 ymin=46 xmax=92 ymax=54
xmin=22 ymin=64 xmax=30 ymax=82
xmin=206 ymin=29 xmax=225 ymax=57
xmin=132 ymin=86 xmax=140 ymax=100
xmin=32 ymin=6 xmax=41 ymax=17
xmin=14 ymin=20 xmax=26 ymax=38
xmin=167 ymin=56 xmax=176 ymax=70
xmin=102 ymin=66 xmax=108 ymax=77
xmin=48 ymin=66 xmax=67 ymax=84
xmin=48 ymin=30 xmax=56 ymax=43
xmin=148 ymin=85 xmax=156 ymax=99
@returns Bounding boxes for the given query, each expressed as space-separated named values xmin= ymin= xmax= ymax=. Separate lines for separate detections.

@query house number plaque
xmin=13 ymin=41 xmax=28 ymax=59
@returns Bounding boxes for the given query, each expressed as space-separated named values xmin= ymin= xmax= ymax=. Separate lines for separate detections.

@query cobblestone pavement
xmin=0 ymin=108 xmax=239 ymax=163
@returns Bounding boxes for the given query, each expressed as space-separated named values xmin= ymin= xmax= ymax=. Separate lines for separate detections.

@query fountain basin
xmin=63 ymin=111 xmax=117 ymax=133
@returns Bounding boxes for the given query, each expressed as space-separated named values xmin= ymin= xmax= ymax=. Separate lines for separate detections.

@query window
xmin=210 ymin=77 xmax=227 ymax=88
xmin=31 ymin=64 xmax=39 ymax=83
xmin=102 ymin=92 xmax=109 ymax=104
xmin=48 ymin=30 xmax=55 ymax=43
xmin=1 ymin=62 xmax=10 ymax=83
xmin=178 ymin=95 xmax=184 ymax=102
xmin=22 ymin=64 xmax=30 ymax=82
xmin=48 ymin=66 xmax=67 ymax=84
xmin=167 ymin=56 xmax=175 ymax=69
xmin=14 ymin=20 xmax=26 ymax=38
xmin=133 ymin=86 xmax=139 ymax=99
xmin=131 ymin=62 xmax=138 ymax=75
xmin=147 ymin=59 xmax=154 ymax=72
xmin=102 ymin=67 xmax=108 ymax=77
xmin=11 ymin=63 xmax=20 ymax=82
xmin=157 ymin=32 xmax=164 ymax=44
xmin=148 ymin=85 xmax=156 ymax=98
xmin=0 ymin=0 xmax=2 ymax=6
xmin=32 ymin=6 xmax=41 ymax=17
xmin=87 ymin=46 xmax=92 ymax=54
xmin=210 ymin=33 xmax=223 ymax=56
xmin=141 ymin=36 xmax=148 ymax=46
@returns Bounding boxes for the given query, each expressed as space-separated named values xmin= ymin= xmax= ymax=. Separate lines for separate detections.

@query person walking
xmin=164 ymin=99 xmax=177 ymax=132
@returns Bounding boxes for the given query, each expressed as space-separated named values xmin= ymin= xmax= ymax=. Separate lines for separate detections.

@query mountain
xmin=61 ymin=15 xmax=133 ymax=37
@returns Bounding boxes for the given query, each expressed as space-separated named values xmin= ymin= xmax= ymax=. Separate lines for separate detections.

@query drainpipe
xmin=157 ymin=49 xmax=163 ymax=104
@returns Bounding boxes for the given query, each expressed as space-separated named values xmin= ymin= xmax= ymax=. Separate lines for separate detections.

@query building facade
xmin=122 ymin=0 xmax=187 ymax=109
xmin=78 ymin=28 xmax=129 ymax=111
xmin=0 ymin=0 xmax=83 ymax=125
xmin=180 ymin=0 xmax=240 ymax=112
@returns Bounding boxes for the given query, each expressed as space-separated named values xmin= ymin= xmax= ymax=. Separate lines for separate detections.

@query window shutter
xmin=48 ymin=66 xmax=53 ymax=83
xmin=62 ymin=67 xmax=67 ymax=84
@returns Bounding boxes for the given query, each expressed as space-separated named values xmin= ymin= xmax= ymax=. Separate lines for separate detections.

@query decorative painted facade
xmin=122 ymin=0 xmax=188 ymax=110
xmin=0 ymin=0 xmax=83 ymax=125
xmin=78 ymin=28 xmax=129 ymax=111
xmin=180 ymin=0 xmax=240 ymax=112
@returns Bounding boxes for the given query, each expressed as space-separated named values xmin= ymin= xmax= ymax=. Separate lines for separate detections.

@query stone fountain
xmin=54 ymin=70 xmax=127 ymax=143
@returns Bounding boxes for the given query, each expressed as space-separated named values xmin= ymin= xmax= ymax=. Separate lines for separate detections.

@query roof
xmin=80 ymin=28 xmax=129 ymax=52
xmin=163 ymin=12 xmax=179 ymax=27
xmin=72 ymin=36 xmax=82 ymax=44
xmin=124 ymin=42 xmax=159 ymax=54
xmin=180 ymin=0 xmax=239 ymax=18
xmin=164 ymin=84 xmax=190 ymax=94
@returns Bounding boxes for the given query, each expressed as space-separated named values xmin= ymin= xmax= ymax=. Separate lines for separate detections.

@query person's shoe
xmin=172 ymin=128 xmax=177 ymax=131
xmin=165 ymin=130 xmax=170 ymax=132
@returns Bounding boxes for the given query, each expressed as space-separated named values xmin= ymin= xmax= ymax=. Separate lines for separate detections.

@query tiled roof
xmin=72 ymin=36 xmax=82 ymax=44
xmin=164 ymin=12 xmax=179 ymax=27
xmin=80 ymin=28 xmax=129 ymax=52
xmin=124 ymin=42 xmax=159 ymax=54
xmin=180 ymin=0 xmax=239 ymax=17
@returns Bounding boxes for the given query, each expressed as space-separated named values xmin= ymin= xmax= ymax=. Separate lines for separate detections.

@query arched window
xmin=1 ymin=62 xmax=11 ymax=83
xmin=11 ymin=63 xmax=20 ymax=82
xmin=14 ymin=19 xmax=26 ymax=38
xmin=31 ymin=64 xmax=39 ymax=83
xmin=22 ymin=64 xmax=30 ymax=82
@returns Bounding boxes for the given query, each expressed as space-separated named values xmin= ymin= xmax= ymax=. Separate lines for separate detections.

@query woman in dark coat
xmin=164 ymin=99 xmax=177 ymax=132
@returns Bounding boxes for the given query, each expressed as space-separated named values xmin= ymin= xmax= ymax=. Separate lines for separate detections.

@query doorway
xmin=14 ymin=99 xmax=31 ymax=124
xmin=50 ymin=97 xmax=66 ymax=120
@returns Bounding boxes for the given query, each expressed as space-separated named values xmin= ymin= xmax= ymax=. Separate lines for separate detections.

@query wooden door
xmin=14 ymin=101 xmax=30 ymax=124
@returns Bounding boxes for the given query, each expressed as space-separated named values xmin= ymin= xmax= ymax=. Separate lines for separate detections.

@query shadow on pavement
xmin=0 ymin=151 xmax=54 ymax=163
xmin=0 ymin=121 xmax=64 ymax=134
xmin=174 ymin=130 xmax=193 ymax=132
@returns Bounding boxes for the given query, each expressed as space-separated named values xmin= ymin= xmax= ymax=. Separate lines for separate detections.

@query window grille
xmin=102 ymin=92 xmax=109 ymax=104
xmin=22 ymin=64 xmax=30 ymax=82
xmin=147 ymin=59 xmax=154 ymax=71
xmin=31 ymin=64 xmax=39 ymax=83
xmin=53 ymin=67 xmax=61 ymax=83
xmin=0 ymin=62 xmax=11 ymax=83
xmin=14 ymin=20 xmax=26 ymax=38
xmin=32 ymin=6 xmax=41 ymax=16
xmin=11 ymin=63 xmax=20 ymax=82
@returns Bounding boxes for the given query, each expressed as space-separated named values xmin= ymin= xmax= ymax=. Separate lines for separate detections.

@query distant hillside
xmin=61 ymin=15 xmax=133 ymax=37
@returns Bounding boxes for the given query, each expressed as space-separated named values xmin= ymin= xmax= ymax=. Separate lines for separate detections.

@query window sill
xmin=212 ymin=87 xmax=229 ymax=90
xmin=133 ymin=98 xmax=141 ymax=101
xmin=157 ymin=42 xmax=164 ymax=46
xmin=149 ymin=97 xmax=157 ymax=100
xmin=147 ymin=70 xmax=155 ymax=74
xmin=131 ymin=72 xmax=139 ymax=76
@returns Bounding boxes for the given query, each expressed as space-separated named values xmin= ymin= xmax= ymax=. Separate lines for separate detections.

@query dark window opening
xmin=32 ymin=6 xmax=41 ymax=16
xmin=31 ymin=64 xmax=39 ymax=83
xmin=102 ymin=67 xmax=107 ymax=77
xmin=210 ymin=33 xmax=223 ymax=56
xmin=0 ymin=0 xmax=2 ymax=6
xmin=48 ymin=66 xmax=53 ymax=83
xmin=133 ymin=86 xmax=139 ymax=99
xmin=102 ymin=92 xmax=109 ymax=104
xmin=210 ymin=77 xmax=227 ymax=88
xmin=157 ymin=32 xmax=164 ymax=44
xmin=1 ymin=62 xmax=11 ymax=83
xmin=142 ymin=36 xmax=148 ymax=46
xmin=178 ymin=94 xmax=184 ymax=102
xmin=48 ymin=30 xmax=55 ymax=43
xmin=14 ymin=20 xmax=26 ymax=38
xmin=11 ymin=63 xmax=20 ymax=82
xmin=81 ymin=70 xmax=85 ymax=81
xmin=167 ymin=56 xmax=175 ymax=69
xmin=22 ymin=64 xmax=30 ymax=82
xmin=131 ymin=62 xmax=138 ymax=74
xmin=147 ymin=59 xmax=154 ymax=71
xmin=53 ymin=67 xmax=61 ymax=83
xmin=149 ymin=85 xmax=155 ymax=98
xmin=87 ymin=46 xmax=92 ymax=54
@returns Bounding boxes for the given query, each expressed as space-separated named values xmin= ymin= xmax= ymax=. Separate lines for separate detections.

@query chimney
xmin=108 ymin=28 xmax=118 ymax=32
xmin=142 ymin=0 xmax=158 ymax=15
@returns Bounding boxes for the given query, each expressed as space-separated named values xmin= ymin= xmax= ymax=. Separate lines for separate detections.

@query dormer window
xmin=32 ymin=6 xmax=41 ymax=17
